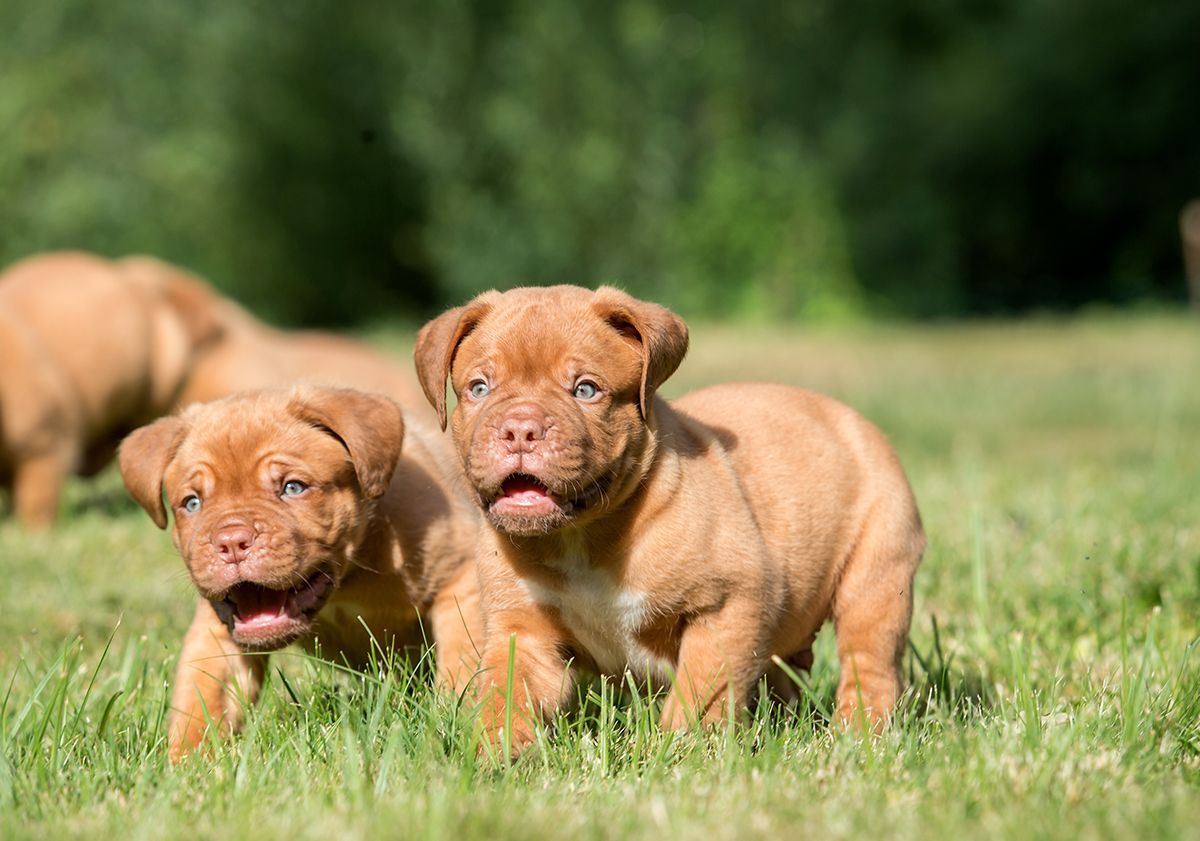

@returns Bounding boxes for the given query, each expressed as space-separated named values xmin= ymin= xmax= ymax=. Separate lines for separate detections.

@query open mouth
xmin=490 ymin=473 xmax=565 ymax=518
xmin=486 ymin=472 xmax=611 ymax=532
xmin=213 ymin=571 xmax=335 ymax=650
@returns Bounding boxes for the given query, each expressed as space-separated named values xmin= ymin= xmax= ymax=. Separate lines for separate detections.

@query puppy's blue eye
xmin=573 ymin=381 xmax=599 ymax=400
xmin=282 ymin=480 xmax=308 ymax=497
xmin=182 ymin=495 xmax=202 ymax=514
xmin=468 ymin=380 xmax=490 ymax=400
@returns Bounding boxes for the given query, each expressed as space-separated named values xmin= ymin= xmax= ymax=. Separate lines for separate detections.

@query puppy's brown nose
xmin=212 ymin=523 xmax=256 ymax=564
xmin=498 ymin=410 xmax=547 ymax=453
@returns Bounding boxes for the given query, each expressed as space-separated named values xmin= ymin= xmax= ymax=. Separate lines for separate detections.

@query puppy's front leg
xmin=168 ymin=600 xmax=265 ymax=763
xmin=660 ymin=607 xmax=769 ymax=730
xmin=476 ymin=610 xmax=574 ymax=760
xmin=426 ymin=562 xmax=485 ymax=692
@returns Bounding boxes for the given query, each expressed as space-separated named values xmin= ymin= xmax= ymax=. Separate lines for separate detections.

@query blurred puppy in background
xmin=119 ymin=386 xmax=482 ymax=762
xmin=0 ymin=250 xmax=430 ymax=526
xmin=0 ymin=252 xmax=219 ymax=527
xmin=119 ymin=257 xmax=427 ymax=410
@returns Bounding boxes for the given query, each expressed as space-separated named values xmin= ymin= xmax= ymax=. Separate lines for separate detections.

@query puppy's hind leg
xmin=831 ymin=503 xmax=924 ymax=732
xmin=168 ymin=600 xmax=265 ymax=763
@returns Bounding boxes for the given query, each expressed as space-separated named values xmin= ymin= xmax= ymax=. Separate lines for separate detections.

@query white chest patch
xmin=521 ymin=546 xmax=672 ymax=684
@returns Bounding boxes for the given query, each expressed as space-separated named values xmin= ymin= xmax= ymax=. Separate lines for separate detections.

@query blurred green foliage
xmin=782 ymin=0 xmax=1200 ymax=316
xmin=1 ymin=1 xmax=1195 ymax=324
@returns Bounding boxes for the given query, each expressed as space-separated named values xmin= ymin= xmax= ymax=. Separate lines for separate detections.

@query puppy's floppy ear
xmin=119 ymin=416 xmax=188 ymax=529
xmin=413 ymin=295 xmax=495 ymax=430
xmin=592 ymin=287 xmax=689 ymax=419
xmin=289 ymin=387 xmax=405 ymax=499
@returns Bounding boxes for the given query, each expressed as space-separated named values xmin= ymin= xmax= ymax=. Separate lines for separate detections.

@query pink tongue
xmin=232 ymin=587 xmax=290 ymax=625
xmin=501 ymin=478 xmax=551 ymax=503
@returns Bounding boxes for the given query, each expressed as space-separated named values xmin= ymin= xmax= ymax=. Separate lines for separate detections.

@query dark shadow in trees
xmin=224 ymin=2 xmax=434 ymax=326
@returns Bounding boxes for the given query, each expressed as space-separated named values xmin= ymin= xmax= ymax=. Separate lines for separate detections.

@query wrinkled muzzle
xmin=181 ymin=508 xmax=341 ymax=651
xmin=462 ymin=400 xmax=623 ymax=535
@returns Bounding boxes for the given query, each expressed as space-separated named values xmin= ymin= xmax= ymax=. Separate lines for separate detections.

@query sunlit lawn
xmin=2 ymin=314 xmax=1198 ymax=840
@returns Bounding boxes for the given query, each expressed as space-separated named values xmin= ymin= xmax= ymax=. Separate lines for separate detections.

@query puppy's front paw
xmin=659 ymin=694 xmax=697 ymax=731
xmin=833 ymin=673 xmax=899 ymax=735
xmin=476 ymin=692 xmax=538 ymax=763
xmin=660 ymin=691 xmax=735 ymax=731
xmin=833 ymin=696 xmax=893 ymax=736
xmin=166 ymin=707 xmax=211 ymax=764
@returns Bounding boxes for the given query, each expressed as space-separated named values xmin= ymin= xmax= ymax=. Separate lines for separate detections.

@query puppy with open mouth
xmin=415 ymin=286 xmax=925 ymax=757
xmin=119 ymin=386 xmax=483 ymax=761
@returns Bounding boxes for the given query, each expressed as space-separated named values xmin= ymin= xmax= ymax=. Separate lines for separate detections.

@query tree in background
xmin=0 ymin=2 xmax=432 ymax=325
xmin=780 ymin=0 xmax=1200 ymax=315
xmin=1 ymin=1 xmax=1195 ymax=323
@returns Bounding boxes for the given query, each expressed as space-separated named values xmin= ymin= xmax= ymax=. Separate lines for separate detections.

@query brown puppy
xmin=0 ymin=252 xmax=219 ymax=527
xmin=118 ymin=386 xmax=482 ymax=762
xmin=130 ymin=259 xmax=428 ymax=410
xmin=415 ymin=286 xmax=925 ymax=756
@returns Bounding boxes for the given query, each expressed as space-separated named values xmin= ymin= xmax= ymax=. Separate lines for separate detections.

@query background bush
xmin=1 ymin=0 xmax=1196 ymax=324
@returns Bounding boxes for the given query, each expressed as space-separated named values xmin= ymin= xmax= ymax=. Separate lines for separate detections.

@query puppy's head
xmin=119 ymin=386 xmax=404 ymax=651
xmin=415 ymin=286 xmax=687 ymax=536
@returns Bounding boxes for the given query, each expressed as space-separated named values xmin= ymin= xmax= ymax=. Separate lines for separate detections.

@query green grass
xmin=3 ymin=314 xmax=1199 ymax=840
